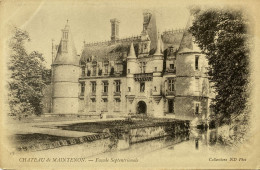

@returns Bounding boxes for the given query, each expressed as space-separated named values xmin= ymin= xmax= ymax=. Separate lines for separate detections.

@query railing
xmin=102 ymin=92 xmax=108 ymax=96
xmin=114 ymin=91 xmax=121 ymax=96
xmin=79 ymin=93 xmax=84 ymax=99
xmin=167 ymin=68 xmax=176 ymax=74
xmin=166 ymin=90 xmax=175 ymax=96
xmin=134 ymin=73 xmax=153 ymax=81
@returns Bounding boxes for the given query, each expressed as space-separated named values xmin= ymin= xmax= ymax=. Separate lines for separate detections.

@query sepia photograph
xmin=0 ymin=0 xmax=259 ymax=169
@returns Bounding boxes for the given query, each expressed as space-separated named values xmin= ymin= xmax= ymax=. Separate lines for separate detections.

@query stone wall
xmin=17 ymin=133 xmax=110 ymax=153
xmin=175 ymin=96 xmax=208 ymax=120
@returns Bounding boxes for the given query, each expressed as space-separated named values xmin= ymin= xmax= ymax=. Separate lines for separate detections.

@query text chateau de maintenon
xmin=50 ymin=10 xmax=215 ymax=122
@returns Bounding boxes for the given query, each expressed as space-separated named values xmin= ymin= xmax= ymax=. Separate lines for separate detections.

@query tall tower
xmin=152 ymin=33 xmax=164 ymax=116
xmin=143 ymin=10 xmax=152 ymax=32
xmin=51 ymin=21 xmax=80 ymax=114
xmin=110 ymin=18 xmax=120 ymax=41
xmin=175 ymin=12 xmax=210 ymax=121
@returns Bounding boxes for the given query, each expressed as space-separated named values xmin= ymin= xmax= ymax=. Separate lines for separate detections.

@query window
xmin=93 ymin=66 xmax=97 ymax=76
xmin=168 ymin=79 xmax=174 ymax=92
xmin=195 ymin=103 xmax=200 ymax=115
xmin=141 ymin=62 xmax=146 ymax=73
xmin=170 ymin=64 xmax=174 ymax=69
xmin=128 ymin=69 xmax=130 ymax=74
xmin=155 ymin=67 xmax=157 ymax=72
xmin=105 ymin=65 xmax=108 ymax=74
xmin=168 ymin=100 xmax=174 ymax=113
xmin=115 ymin=80 xmax=120 ymax=92
xmin=63 ymin=32 xmax=68 ymax=39
xmin=128 ymin=87 xmax=131 ymax=92
xmin=195 ymin=78 xmax=200 ymax=92
xmin=114 ymin=98 xmax=121 ymax=112
xmin=103 ymin=98 xmax=108 ymax=112
xmin=103 ymin=81 xmax=109 ymax=93
xmin=82 ymin=67 xmax=85 ymax=76
xmin=80 ymin=82 xmax=85 ymax=95
xmin=91 ymin=82 xmax=96 ymax=93
xmin=169 ymin=47 xmax=174 ymax=53
xmin=90 ymin=98 xmax=96 ymax=111
xmin=140 ymin=82 xmax=145 ymax=92
xmin=195 ymin=55 xmax=199 ymax=70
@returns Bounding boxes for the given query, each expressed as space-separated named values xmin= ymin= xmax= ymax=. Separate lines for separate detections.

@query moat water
xmin=88 ymin=128 xmax=238 ymax=161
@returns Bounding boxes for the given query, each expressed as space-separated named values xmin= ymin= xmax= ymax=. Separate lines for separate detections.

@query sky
xmin=3 ymin=0 xmax=191 ymax=68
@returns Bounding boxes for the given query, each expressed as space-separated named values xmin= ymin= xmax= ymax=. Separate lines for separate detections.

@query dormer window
xmin=170 ymin=64 xmax=174 ymax=70
xmin=63 ymin=32 xmax=68 ymax=39
xmin=170 ymin=47 xmax=174 ymax=53
xmin=105 ymin=65 xmax=108 ymax=74
xmin=81 ymin=67 xmax=85 ymax=76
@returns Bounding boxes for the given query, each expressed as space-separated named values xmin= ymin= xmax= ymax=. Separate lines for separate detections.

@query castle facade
xmin=51 ymin=10 xmax=215 ymax=122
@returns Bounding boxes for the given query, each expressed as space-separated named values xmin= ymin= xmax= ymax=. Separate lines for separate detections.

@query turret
xmin=126 ymin=42 xmax=138 ymax=115
xmin=51 ymin=21 xmax=80 ymax=114
xmin=153 ymin=32 xmax=164 ymax=73
xmin=127 ymin=42 xmax=138 ymax=75
xmin=150 ymin=33 xmax=164 ymax=115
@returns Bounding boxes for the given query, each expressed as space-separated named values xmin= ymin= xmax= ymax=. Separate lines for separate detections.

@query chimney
xmin=110 ymin=18 xmax=120 ymax=41
xmin=143 ymin=9 xmax=152 ymax=31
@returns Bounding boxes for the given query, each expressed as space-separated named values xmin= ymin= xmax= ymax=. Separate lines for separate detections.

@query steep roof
xmin=80 ymin=12 xmax=200 ymax=62
xmin=178 ymin=14 xmax=201 ymax=54
xmin=161 ymin=30 xmax=185 ymax=51
xmin=53 ymin=24 xmax=79 ymax=65
xmin=80 ymin=39 xmax=140 ymax=62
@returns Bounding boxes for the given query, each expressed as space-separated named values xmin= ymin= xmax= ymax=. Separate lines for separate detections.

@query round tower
xmin=51 ymin=21 xmax=80 ymax=114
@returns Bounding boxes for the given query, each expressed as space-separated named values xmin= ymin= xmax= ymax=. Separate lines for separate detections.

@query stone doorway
xmin=137 ymin=101 xmax=147 ymax=114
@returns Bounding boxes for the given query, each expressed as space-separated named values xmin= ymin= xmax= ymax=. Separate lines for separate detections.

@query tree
xmin=8 ymin=27 xmax=47 ymax=118
xmin=189 ymin=8 xmax=250 ymax=125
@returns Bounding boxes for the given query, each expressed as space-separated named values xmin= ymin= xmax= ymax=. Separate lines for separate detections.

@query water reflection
xmin=190 ymin=129 xmax=219 ymax=149
xmin=195 ymin=138 xmax=199 ymax=150
xmin=92 ymin=128 xmax=232 ymax=159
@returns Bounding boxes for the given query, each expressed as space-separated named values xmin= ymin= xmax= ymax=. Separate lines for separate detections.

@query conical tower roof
xmin=178 ymin=13 xmax=201 ymax=54
xmin=127 ymin=42 xmax=136 ymax=59
xmin=53 ymin=21 xmax=79 ymax=65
